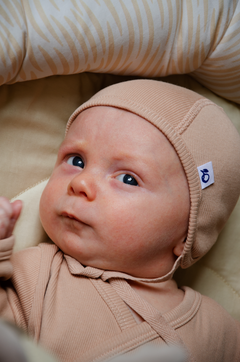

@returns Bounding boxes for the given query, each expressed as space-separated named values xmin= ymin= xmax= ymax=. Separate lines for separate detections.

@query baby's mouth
xmin=61 ymin=212 xmax=88 ymax=227
xmin=61 ymin=212 xmax=81 ymax=222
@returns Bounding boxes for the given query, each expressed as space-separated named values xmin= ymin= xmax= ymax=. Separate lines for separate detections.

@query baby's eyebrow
xmin=112 ymin=152 xmax=155 ymax=168
xmin=59 ymin=139 xmax=87 ymax=154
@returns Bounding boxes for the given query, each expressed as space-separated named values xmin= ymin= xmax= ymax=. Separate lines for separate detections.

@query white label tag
xmin=197 ymin=161 xmax=214 ymax=190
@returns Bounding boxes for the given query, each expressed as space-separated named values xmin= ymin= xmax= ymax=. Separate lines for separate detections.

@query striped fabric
xmin=0 ymin=0 xmax=240 ymax=103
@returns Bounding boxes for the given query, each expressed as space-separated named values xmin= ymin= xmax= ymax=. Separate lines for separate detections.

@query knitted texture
xmin=66 ymin=79 xmax=240 ymax=276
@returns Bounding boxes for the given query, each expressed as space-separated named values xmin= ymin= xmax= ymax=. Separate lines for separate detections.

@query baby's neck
xmin=128 ymin=278 xmax=184 ymax=315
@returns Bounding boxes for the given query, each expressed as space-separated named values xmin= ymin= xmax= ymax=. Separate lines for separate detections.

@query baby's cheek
xmin=39 ymin=184 xmax=53 ymax=226
xmin=104 ymin=209 xmax=142 ymax=242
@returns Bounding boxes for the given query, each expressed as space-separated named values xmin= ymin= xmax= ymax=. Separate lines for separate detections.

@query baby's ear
xmin=173 ymin=238 xmax=185 ymax=257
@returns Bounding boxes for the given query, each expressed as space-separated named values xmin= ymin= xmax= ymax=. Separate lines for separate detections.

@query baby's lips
xmin=61 ymin=211 xmax=80 ymax=221
xmin=61 ymin=211 xmax=81 ymax=226
xmin=61 ymin=211 xmax=90 ymax=227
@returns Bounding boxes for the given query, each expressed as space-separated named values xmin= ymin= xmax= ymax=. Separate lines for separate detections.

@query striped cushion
xmin=0 ymin=0 xmax=240 ymax=103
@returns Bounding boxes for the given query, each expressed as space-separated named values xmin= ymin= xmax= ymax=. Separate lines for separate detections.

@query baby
xmin=0 ymin=79 xmax=240 ymax=362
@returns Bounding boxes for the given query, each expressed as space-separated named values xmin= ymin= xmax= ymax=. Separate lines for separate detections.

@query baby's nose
xmin=67 ymin=172 xmax=97 ymax=201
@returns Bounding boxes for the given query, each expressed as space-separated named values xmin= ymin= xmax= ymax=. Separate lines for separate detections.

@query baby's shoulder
xmin=181 ymin=287 xmax=240 ymax=331
xmin=12 ymin=243 xmax=58 ymax=264
xmin=199 ymin=292 xmax=240 ymax=330
xmin=11 ymin=243 xmax=59 ymax=281
xmin=178 ymin=288 xmax=240 ymax=360
xmin=200 ymin=295 xmax=240 ymax=328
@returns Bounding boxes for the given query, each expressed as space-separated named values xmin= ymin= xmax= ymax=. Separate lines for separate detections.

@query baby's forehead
xmin=67 ymin=106 xmax=173 ymax=150
xmin=69 ymin=105 xmax=161 ymax=134
xmin=65 ymin=106 xmax=184 ymax=177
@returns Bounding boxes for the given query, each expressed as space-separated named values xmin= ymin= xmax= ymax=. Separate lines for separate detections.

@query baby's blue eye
xmin=116 ymin=174 xmax=138 ymax=186
xmin=67 ymin=156 xmax=84 ymax=168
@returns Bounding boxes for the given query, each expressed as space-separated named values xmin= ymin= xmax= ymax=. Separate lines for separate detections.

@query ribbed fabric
xmin=1 ymin=244 xmax=240 ymax=362
xmin=109 ymin=279 xmax=185 ymax=346
xmin=163 ymin=287 xmax=201 ymax=330
xmin=90 ymin=278 xmax=137 ymax=331
xmin=28 ymin=245 xmax=60 ymax=340
xmin=66 ymin=79 xmax=240 ymax=274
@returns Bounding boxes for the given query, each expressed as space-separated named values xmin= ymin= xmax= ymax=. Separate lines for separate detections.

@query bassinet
xmin=1 ymin=0 xmax=240 ymax=353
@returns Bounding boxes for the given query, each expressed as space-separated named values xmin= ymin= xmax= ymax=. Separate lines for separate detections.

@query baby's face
xmin=40 ymin=106 xmax=190 ymax=278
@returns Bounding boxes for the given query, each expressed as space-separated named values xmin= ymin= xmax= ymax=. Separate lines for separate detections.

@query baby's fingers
xmin=0 ymin=197 xmax=13 ymax=239
xmin=0 ymin=236 xmax=14 ymax=280
xmin=0 ymin=260 xmax=13 ymax=280
xmin=0 ymin=198 xmax=22 ymax=239
xmin=0 ymin=197 xmax=12 ymax=216
xmin=6 ymin=200 xmax=22 ymax=238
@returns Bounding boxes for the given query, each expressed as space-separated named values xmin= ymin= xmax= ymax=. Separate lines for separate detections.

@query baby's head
xmin=40 ymin=80 xmax=240 ymax=281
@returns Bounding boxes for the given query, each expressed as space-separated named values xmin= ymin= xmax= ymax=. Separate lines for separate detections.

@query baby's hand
xmin=0 ymin=197 xmax=22 ymax=280
xmin=0 ymin=197 xmax=22 ymax=240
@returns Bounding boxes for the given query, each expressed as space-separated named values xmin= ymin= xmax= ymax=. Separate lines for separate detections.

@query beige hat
xmin=66 ymin=79 xmax=240 ymax=278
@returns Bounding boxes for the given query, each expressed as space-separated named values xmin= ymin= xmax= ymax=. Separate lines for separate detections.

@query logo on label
xmin=197 ymin=162 xmax=214 ymax=190
xmin=200 ymin=169 xmax=210 ymax=183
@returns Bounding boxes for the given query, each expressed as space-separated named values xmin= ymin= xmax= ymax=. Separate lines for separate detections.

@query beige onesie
xmin=0 ymin=243 xmax=240 ymax=362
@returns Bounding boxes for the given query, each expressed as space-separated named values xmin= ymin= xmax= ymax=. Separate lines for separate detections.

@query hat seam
xmin=66 ymin=95 xmax=169 ymax=134
xmin=176 ymin=99 xmax=215 ymax=135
